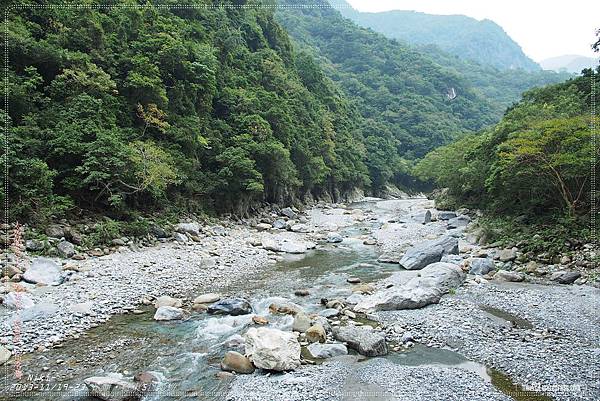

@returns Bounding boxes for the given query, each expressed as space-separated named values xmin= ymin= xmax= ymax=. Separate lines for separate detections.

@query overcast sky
xmin=345 ymin=0 xmax=599 ymax=61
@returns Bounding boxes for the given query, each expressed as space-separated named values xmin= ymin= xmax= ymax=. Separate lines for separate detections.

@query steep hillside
xmin=4 ymin=1 xmax=375 ymax=221
xmin=277 ymin=0 xmax=500 ymax=167
xmin=332 ymin=0 xmax=540 ymax=71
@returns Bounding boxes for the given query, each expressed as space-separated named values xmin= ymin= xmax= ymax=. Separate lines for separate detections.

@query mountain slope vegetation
xmin=4 ymin=1 xmax=374 ymax=222
xmin=276 ymin=0 xmax=501 ymax=161
xmin=415 ymin=69 xmax=597 ymax=224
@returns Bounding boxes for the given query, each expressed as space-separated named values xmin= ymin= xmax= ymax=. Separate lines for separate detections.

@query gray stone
xmin=399 ymin=245 xmax=444 ymax=270
xmin=23 ymin=258 xmax=63 ymax=285
xmin=154 ymin=295 xmax=183 ymax=309
xmin=45 ymin=224 xmax=64 ymax=238
xmin=469 ymin=258 xmax=495 ymax=275
xmin=281 ymin=207 xmax=297 ymax=219
xmin=193 ymin=293 xmax=221 ymax=304
xmin=497 ymin=248 xmax=517 ymax=262
xmin=399 ymin=236 xmax=458 ymax=270
xmin=495 ymin=270 xmax=525 ymax=282
xmin=292 ymin=313 xmax=312 ymax=332
xmin=13 ymin=302 xmax=59 ymax=323
xmin=150 ymin=225 xmax=168 ymax=238
xmin=289 ymin=224 xmax=309 ymax=233
xmin=57 ymin=241 xmax=75 ymax=258
xmin=244 ymin=327 xmax=301 ymax=371
xmin=153 ymin=306 xmax=185 ymax=321
xmin=447 ymin=215 xmax=471 ymax=229
xmin=0 ymin=345 xmax=11 ymax=365
xmin=355 ymin=263 xmax=465 ymax=312
xmin=333 ymin=326 xmax=388 ymax=356
xmin=208 ymin=298 xmax=252 ymax=316
xmin=551 ymin=271 xmax=581 ymax=284
xmin=174 ymin=222 xmax=201 ymax=237
xmin=256 ymin=223 xmax=272 ymax=231
xmin=173 ymin=232 xmax=188 ymax=243
xmin=306 ymin=343 xmax=348 ymax=359
xmin=306 ymin=324 xmax=326 ymax=343
xmin=25 ymin=239 xmax=45 ymax=252
xmin=326 ymin=232 xmax=343 ymax=243
xmin=2 ymin=292 xmax=34 ymax=309
xmin=438 ymin=211 xmax=457 ymax=220
xmin=272 ymin=219 xmax=287 ymax=230
xmin=84 ymin=375 xmax=141 ymax=401
xmin=221 ymin=351 xmax=255 ymax=374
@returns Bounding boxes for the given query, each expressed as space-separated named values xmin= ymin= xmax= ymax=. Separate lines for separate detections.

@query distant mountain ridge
xmin=540 ymin=55 xmax=598 ymax=73
xmin=331 ymin=0 xmax=540 ymax=71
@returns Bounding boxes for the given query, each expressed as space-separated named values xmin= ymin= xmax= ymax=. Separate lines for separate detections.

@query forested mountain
xmin=415 ymin=69 xmax=597 ymax=222
xmin=416 ymin=45 xmax=573 ymax=111
xmin=332 ymin=0 xmax=540 ymax=71
xmin=276 ymin=0 xmax=501 ymax=176
xmin=275 ymin=0 xmax=571 ymax=185
xmin=4 ymin=1 xmax=374 ymax=222
xmin=1 ymin=0 xmax=576 ymax=226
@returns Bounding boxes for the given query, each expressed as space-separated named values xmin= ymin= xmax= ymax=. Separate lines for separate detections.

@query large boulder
xmin=306 ymin=343 xmax=348 ymax=359
xmin=84 ymin=375 xmax=142 ymax=401
xmin=289 ymin=224 xmax=309 ymax=233
xmin=2 ymin=292 xmax=35 ymax=309
xmin=193 ymin=293 xmax=221 ymax=305
xmin=45 ymin=224 xmax=64 ymax=238
xmin=23 ymin=258 xmax=63 ymax=285
xmin=221 ymin=351 xmax=255 ymax=374
xmin=437 ymin=211 xmax=457 ymax=220
xmin=447 ymin=215 xmax=471 ymax=229
xmin=244 ymin=327 xmax=301 ymax=371
xmin=292 ymin=313 xmax=311 ymax=332
xmin=495 ymin=270 xmax=525 ymax=282
xmin=13 ymin=302 xmax=59 ymax=323
xmin=261 ymin=238 xmax=281 ymax=252
xmin=355 ymin=263 xmax=465 ymax=312
xmin=550 ymin=271 xmax=581 ymax=284
xmin=413 ymin=210 xmax=432 ymax=224
xmin=305 ymin=324 xmax=326 ymax=343
xmin=399 ymin=236 xmax=458 ymax=270
xmin=399 ymin=245 xmax=444 ymax=270
xmin=469 ymin=258 xmax=495 ymax=275
xmin=281 ymin=207 xmax=297 ymax=219
xmin=326 ymin=232 xmax=343 ymax=243
xmin=0 ymin=345 xmax=11 ymax=365
xmin=25 ymin=239 xmax=45 ymax=252
xmin=208 ymin=298 xmax=252 ymax=316
xmin=154 ymin=296 xmax=183 ymax=309
xmin=153 ymin=306 xmax=184 ymax=321
xmin=496 ymin=248 xmax=518 ymax=262
xmin=174 ymin=222 xmax=201 ymax=237
xmin=57 ymin=240 xmax=75 ymax=258
xmin=332 ymin=326 xmax=388 ymax=356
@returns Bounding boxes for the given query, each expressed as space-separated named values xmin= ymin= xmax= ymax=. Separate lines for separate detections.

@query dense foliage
xmin=333 ymin=1 xmax=540 ymax=71
xmin=3 ymin=0 xmax=376 ymax=222
xmin=415 ymin=69 xmax=598 ymax=221
xmin=1 ymin=0 xmax=578 ymax=227
xmin=277 ymin=0 xmax=501 ymax=175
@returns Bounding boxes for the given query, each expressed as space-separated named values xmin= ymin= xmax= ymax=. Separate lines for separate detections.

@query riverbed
xmin=0 ymin=199 xmax=597 ymax=401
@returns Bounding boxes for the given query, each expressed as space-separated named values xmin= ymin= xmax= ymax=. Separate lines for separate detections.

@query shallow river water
xmin=0 ymin=201 xmax=551 ymax=401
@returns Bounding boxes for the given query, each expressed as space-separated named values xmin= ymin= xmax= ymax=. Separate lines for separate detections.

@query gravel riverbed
xmin=1 ymin=198 xmax=597 ymax=401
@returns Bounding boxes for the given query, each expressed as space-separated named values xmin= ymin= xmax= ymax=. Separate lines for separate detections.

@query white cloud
xmin=344 ymin=0 xmax=599 ymax=61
